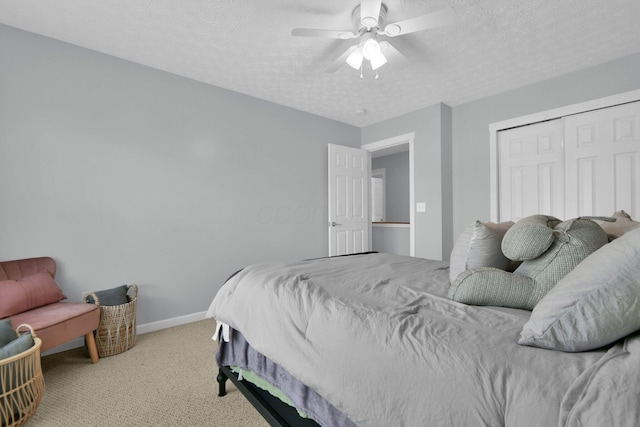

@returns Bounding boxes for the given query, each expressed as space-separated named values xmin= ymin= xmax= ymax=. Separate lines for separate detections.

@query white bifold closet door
xmin=498 ymin=101 xmax=640 ymax=222
xmin=564 ymin=101 xmax=640 ymax=218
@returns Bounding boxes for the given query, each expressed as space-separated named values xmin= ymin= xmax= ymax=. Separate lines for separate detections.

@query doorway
xmin=362 ymin=132 xmax=415 ymax=256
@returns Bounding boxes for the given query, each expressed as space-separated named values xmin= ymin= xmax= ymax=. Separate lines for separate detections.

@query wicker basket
xmin=85 ymin=284 xmax=138 ymax=358
xmin=0 ymin=324 xmax=44 ymax=427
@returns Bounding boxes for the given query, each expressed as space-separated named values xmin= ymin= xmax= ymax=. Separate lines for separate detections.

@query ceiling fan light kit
xmin=291 ymin=0 xmax=455 ymax=77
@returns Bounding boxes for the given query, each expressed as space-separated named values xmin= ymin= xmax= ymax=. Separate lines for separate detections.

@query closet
xmin=496 ymin=100 xmax=640 ymax=222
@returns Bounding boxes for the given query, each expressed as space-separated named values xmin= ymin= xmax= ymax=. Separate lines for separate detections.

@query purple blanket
xmin=217 ymin=329 xmax=356 ymax=427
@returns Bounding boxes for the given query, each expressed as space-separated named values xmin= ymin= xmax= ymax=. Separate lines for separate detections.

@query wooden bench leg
xmin=85 ymin=332 xmax=99 ymax=364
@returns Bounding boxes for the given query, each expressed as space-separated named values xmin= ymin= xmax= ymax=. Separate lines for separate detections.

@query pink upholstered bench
xmin=0 ymin=257 xmax=100 ymax=363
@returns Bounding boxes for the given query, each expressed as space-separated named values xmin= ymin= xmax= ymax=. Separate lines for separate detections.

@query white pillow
xmin=449 ymin=220 xmax=513 ymax=283
xmin=519 ymin=227 xmax=640 ymax=352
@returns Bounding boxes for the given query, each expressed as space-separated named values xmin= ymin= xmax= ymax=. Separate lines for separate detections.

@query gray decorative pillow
xmin=449 ymin=220 xmax=513 ymax=283
xmin=501 ymin=215 xmax=560 ymax=260
xmin=86 ymin=285 xmax=129 ymax=306
xmin=519 ymin=227 xmax=640 ymax=352
xmin=0 ymin=332 xmax=34 ymax=360
xmin=449 ymin=216 xmax=608 ymax=310
xmin=0 ymin=318 xmax=17 ymax=347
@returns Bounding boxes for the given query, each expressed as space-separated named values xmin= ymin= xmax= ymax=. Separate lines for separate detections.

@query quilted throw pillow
xmin=0 ymin=271 xmax=67 ymax=318
xmin=449 ymin=220 xmax=514 ymax=283
xmin=519 ymin=227 xmax=640 ymax=352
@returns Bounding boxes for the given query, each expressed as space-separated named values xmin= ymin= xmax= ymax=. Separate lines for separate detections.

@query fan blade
xmin=360 ymin=0 xmax=382 ymax=28
xmin=383 ymin=7 xmax=455 ymax=37
xmin=379 ymin=41 xmax=409 ymax=67
xmin=325 ymin=46 xmax=358 ymax=73
xmin=291 ymin=28 xmax=358 ymax=39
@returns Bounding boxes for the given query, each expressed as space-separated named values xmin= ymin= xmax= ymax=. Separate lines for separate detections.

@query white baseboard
xmin=41 ymin=311 xmax=209 ymax=357
xmin=135 ymin=310 xmax=208 ymax=334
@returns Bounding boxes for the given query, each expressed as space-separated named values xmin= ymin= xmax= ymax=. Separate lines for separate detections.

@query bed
xmin=206 ymin=240 xmax=640 ymax=426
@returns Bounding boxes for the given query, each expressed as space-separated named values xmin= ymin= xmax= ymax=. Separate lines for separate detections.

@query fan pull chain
xmin=360 ymin=64 xmax=364 ymax=79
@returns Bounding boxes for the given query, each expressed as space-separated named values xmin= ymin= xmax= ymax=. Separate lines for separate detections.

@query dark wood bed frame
xmin=217 ymin=366 xmax=321 ymax=427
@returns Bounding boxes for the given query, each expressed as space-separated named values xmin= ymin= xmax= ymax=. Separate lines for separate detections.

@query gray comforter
xmin=206 ymin=253 xmax=639 ymax=427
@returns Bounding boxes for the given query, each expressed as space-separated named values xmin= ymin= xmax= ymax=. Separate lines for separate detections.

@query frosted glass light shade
xmin=370 ymin=51 xmax=387 ymax=70
xmin=346 ymin=47 xmax=364 ymax=70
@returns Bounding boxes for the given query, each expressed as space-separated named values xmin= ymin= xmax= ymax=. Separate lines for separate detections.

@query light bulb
xmin=362 ymin=38 xmax=380 ymax=61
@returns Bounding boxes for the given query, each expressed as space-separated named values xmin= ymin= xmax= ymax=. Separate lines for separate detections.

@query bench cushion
xmin=9 ymin=302 xmax=100 ymax=353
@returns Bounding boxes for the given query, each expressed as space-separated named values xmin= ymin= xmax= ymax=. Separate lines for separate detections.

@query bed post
xmin=217 ymin=367 xmax=228 ymax=397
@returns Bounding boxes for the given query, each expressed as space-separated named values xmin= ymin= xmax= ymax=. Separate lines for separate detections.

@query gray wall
xmin=372 ymin=226 xmax=410 ymax=256
xmin=371 ymin=151 xmax=410 ymax=223
xmin=0 ymin=24 xmax=360 ymax=326
xmin=452 ymin=52 xmax=640 ymax=240
xmin=3 ymin=23 xmax=639 ymax=328
xmin=362 ymin=103 xmax=453 ymax=261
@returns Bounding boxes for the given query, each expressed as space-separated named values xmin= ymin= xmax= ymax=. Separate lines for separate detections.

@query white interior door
xmin=498 ymin=119 xmax=565 ymax=221
xmin=328 ymin=144 xmax=369 ymax=256
xmin=564 ymin=101 xmax=640 ymax=218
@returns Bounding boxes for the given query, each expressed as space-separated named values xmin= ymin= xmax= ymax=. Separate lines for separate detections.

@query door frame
xmin=362 ymin=132 xmax=416 ymax=256
xmin=489 ymin=89 xmax=640 ymax=222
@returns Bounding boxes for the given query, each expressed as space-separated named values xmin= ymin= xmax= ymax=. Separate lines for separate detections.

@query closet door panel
xmin=614 ymin=152 xmax=637 ymax=213
xmin=565 ymin=101 xmax=640 ymax=218
xmin=498 ymin=119 xmax=564 ymax=221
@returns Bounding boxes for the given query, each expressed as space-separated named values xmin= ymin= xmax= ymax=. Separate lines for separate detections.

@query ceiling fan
xmin=291 ymin=0 xmax=455 ymax=75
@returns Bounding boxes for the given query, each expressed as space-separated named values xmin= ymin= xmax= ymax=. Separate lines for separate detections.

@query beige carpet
xmin=27 ymin=319 xmax=269 ymax=426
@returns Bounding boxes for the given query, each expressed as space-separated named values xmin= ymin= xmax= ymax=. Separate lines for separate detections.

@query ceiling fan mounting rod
xmin=352 ymin=3 xmax=387 ymax=31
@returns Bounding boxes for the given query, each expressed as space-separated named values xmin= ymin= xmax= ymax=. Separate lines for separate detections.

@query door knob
xmin=328 ymin=221 xmax=341 ymax=227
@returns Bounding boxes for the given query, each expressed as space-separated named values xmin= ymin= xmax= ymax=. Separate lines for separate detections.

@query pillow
xmin=85 ymin=285 xmax=129 ymax=306
xmin=0 ymin=318 xmax=18 ymax=347
xmin=519 ymin=227 xmax=640 ymax=352
xmin=599 ymin=210 xmax=640 ymax=240
xmin=449 ymin=220 xmax=514 ymax=283
xmin=0 ymin=271 xmax=67 ymax=318
xmin=0 ymin=332 xmax=34 ymax=360
xmin=501 ymin=215 xmax=559 ymax=260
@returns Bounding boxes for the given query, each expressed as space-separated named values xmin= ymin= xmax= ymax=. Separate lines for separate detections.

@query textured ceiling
xmin=1 ymin=0 xmax=640 ymax=127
